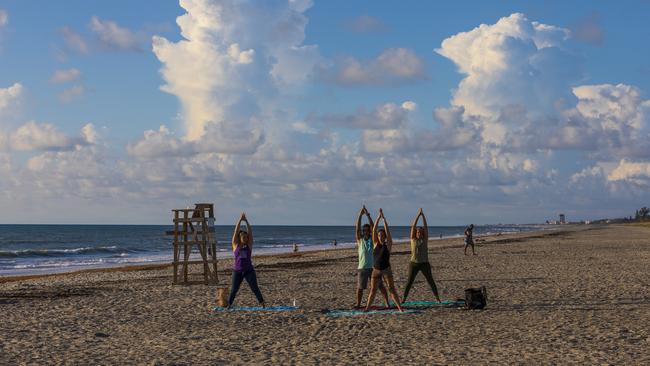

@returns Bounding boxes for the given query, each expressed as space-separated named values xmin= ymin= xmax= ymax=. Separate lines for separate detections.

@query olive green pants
xmin=402 ymin=262 xmax=439 ymax=302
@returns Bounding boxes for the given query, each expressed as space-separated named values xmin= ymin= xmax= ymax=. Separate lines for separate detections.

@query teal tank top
xmin=357 ymin=238 xmax=373 ymax=269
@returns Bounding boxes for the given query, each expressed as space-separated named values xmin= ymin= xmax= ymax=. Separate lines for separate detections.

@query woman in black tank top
xmin=373 ymin=240 xmax=390 ymax=270
xmin=364 ymin=208 xmax=403 ymax=312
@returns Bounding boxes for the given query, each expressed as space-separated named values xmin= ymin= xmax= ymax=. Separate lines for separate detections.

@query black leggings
xmin=402 ymin=262 xmax=439 ymax=302
xmin=228 ymin=269 xmax=264 ymax=306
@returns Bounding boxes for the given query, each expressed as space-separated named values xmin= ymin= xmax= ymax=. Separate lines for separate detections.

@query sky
xmin=0 ymin=0 xmax=649 ymax=225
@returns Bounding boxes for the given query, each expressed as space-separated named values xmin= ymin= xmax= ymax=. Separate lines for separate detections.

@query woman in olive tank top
xmin=402 ymin=208 xmax=441 ymax=303
xmin=364 ymin=208 xmax=403 ymax=312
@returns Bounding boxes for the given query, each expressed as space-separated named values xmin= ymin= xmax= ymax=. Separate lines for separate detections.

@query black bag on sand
xmin=464 ymin=286 xmax=488 ymax=310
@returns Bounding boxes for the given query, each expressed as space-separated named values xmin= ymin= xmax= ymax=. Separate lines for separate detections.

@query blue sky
xmin=0 ymin=0 xmax=649 ymax=225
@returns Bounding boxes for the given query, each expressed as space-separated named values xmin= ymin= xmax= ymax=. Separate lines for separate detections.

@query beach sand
xmin=1 ymin=225 xmax=649 ymax=365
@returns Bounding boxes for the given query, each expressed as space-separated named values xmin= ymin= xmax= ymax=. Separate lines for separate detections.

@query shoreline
xmin=0 ymin=226 xmax=564 ymax=283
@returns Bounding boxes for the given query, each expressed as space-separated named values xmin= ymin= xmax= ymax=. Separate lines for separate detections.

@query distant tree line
xmin=635 ymin=207 xmax=649 ymax=221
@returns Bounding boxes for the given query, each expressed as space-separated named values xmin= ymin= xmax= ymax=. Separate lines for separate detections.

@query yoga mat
xmin=324 ymin=309 xmax=420 ymax=317
xmin=213 ymin=305 xmax=299 ymax=312
xmin=401 ymin=300 xmax=466 ymax=307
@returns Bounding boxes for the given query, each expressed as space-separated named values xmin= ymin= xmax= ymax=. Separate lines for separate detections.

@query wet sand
xmin=1 ymin=225 xmax=649 ymax=365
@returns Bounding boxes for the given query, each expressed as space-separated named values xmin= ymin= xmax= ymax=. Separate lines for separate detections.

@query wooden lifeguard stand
xmin=168 ymin=203 xmax=218 ymax=285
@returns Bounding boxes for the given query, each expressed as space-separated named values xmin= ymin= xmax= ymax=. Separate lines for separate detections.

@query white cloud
xmin=436 ymin=13 xmax=576 ymax=119
xmin=127 ymin=123 xmax=265 ymax=158
xmin=89 ymin=16 xmax=141 ymax=51
xmin=332 ymin=48 xmax=426 ymax=86
xmin=0 ymin=82 xmax=22 ymax=111
xmin=11 ymin=121 xmax=75 ymax=151
xmin=152 ymin=0 xmax=322 ymax=142
xmin=5 ymin=121 xmax=95 ymax=152
xmin=59 ymin=85 xmax=86 ymax=103
xmin=608 ymin=160 xmax=650 ymax=184
xmin=50 ymin=68 xmax=82 ymax=84
xmin=401 ymin=101 xmax=417 ymax=111
xmin=313 ymin=102 xmax=413 ymax=130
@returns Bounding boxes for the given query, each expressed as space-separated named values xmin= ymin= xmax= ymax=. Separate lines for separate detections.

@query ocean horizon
xmin=0 ymin=223 xmax=547 ymax=277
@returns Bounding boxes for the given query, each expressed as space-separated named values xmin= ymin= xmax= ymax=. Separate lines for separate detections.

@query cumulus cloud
xmin=344 ymin=15 xmax=388 ymax=33
xmin=312 ymin=102 xmax=412 ymax=130
xmin=89 ymin=16 xmax=141 ymax=51
xmin=0 ymin=82 xmax=22 ymax=112
xmin=151 ymin=0 xmax=322 ymax=143
xmin=330 ymin=48 xmax=426 ymax=86
xmin=50 ymin=68 xmax=82 ymax=84
xmin=127 ymin=123 xmax=264 ymax=158
xmin=401 ymin=101 xmax=417 ymax=111
xmin=569 ymin=83 xmax=650 ymax=158
xmin=608 ymin=160 xmax=650 ymax=185
xmin=436 ymin=13 xmax=577 ymax=119
xmin=2 ymin=121 xmax=96 ymax=152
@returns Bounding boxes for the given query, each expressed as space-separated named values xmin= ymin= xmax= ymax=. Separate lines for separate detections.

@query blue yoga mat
xmin=325 ymin=309 xmax=420 ymax=317
xmin=213 ymin=305 xmax=299 ymax=312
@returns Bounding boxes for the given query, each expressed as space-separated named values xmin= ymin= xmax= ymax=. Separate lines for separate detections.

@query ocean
xmin=0 ymin=224 xmax=546 ymax=276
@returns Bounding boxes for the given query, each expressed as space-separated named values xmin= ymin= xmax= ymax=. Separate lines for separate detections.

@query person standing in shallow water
xmin=228 ymin=212 xmax=265 ymax=308
xmin=403 ymin=208 xmax=442 ymax=303
xmin=464 ymin=224 xmax=476 ymax=256
xmin=354 ymin=206 xmax=389 ymax=309
xmin=364 ymin=208 xmax=403 ymax=312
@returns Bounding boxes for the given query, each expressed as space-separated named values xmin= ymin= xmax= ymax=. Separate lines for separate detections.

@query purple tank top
xmin=233 ymin=245 xmax=253 ymax=272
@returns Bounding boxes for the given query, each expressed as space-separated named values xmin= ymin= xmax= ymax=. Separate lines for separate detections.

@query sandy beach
xmin=1 ymin=224 xmax=649 ymax=365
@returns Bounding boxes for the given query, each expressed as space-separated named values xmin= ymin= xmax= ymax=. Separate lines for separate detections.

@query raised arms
xmin=372 ymin=210 xmax=380 ymax=246
xmin=243 ymin=213 xmax=253 ymax=248
xmin=232 ymin=213 xmax=243 ymax=250
xmin=410 ymin=209 xmax=422 ymax=240
xmin=421 ymin=208 xmax=428 ymax=242
xmin=231 ymin=212 xmax=253 ymax=249
xmin=355 ymin=206 xmax=365 ymax=242
xmin=365 ymin=208 xmax=374 ymax=233
xmin=381 ymin=209 xmax=393 ymax=251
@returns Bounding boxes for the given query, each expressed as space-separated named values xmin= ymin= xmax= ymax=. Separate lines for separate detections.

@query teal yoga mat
xmin=213 ymin=305 xmax=299 ymax=312
xmin=401 ymin=300 xmax=466 ymax=307
xmin=325 ymin=309 xmax=420 ymax=317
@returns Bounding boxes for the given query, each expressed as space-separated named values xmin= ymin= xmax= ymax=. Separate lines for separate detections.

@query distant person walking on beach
xmin=365 ymin=208 xmax=403 ymax=312
xmin=354 ymin=206 xmax=389 ymax=308
xmin=464 ymin=224 xmax=476 ymax=256
xmin=402 ymin=208 xmax=442 ymax=303
xmin=228 ymin=213 xmax=265 ymax=308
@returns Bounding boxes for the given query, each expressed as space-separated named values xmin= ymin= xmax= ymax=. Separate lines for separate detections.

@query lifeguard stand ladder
xmin=169 ymin=203 xmax=218 ymax=285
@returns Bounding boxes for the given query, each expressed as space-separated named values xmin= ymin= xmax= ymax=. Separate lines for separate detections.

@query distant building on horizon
xmin=559 ymin=214 xmax=566 ymax=224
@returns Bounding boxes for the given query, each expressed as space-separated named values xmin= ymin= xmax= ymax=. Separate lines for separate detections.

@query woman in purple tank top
xmin=227 ymin=212 xmax=265 ymax=308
